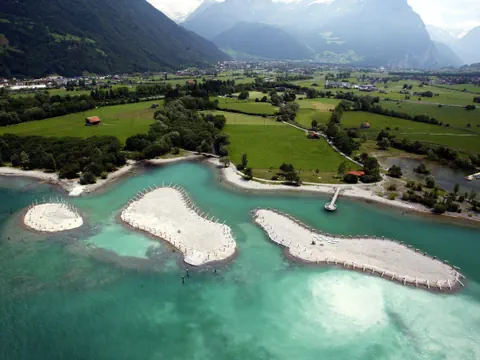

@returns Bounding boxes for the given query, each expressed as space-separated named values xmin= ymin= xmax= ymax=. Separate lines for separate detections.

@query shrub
xmin=387 ymin=184 xmax=397 ymax=191
xmin=80 ymin=171 xmax=96 ymax=185
xmin=433 ymin=203 xmax=448 ymax=214
xmin=100 ymin=171 xmax=108 ymax=179
xmin=343 ymin=173 xmax=358 ymax=184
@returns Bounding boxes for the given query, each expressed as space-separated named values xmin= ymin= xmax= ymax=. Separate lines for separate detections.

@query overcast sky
xmin=149 ymin=0 xmax=480 ymax=30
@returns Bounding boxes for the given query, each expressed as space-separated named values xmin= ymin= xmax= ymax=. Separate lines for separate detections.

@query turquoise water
xmin=1 ymin=162 xmax=480 ymax=360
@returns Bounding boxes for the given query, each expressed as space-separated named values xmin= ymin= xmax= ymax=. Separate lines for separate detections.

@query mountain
xmin=213 ymin=22 xmax=313 ymax=60
xmin=0 ymin=0 xmax=228 ymax=78
xmin=184 ymin=0 xmax=455 ymax=69
xmin=433 ymin=42 xmax=463 ymax=67
xmin=455 ymin=27 xmax=480 ymax=65
xmin=426 ymin=25 xmax=459 ymax=46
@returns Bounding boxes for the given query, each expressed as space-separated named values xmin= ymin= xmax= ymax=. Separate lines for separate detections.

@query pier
xmin=324 ymin=188 xmax=341 ymax=212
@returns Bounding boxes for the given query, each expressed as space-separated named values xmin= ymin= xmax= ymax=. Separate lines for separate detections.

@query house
xmin=348 ymin=171 xmax=365 ymax=177
xmin=360 ymin=122 xmax=371 ymax=129
xmin=85 ymin=116 xmax=101 ymax=126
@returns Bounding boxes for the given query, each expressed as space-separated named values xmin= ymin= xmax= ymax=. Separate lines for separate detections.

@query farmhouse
xmin=348 ymin=171 xmax=365 ymax=177
xmin=360 ymin=122 xmax=371 ymax=129
xmin=85 ymin=116 xmax=101 ymax=126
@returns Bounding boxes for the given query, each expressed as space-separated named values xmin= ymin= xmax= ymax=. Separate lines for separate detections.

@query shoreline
xmin=253 ymin=209 xmax=465 ymax=293
xmin=209 ymin=159 xmax=480 ymax=226
xmin=120 ymin=185 xmax=237 ymax=267
xmin=0 ymin=153 xmax=204 ymax=197
xmin=23 ymin=202 xmax=83 ymax=233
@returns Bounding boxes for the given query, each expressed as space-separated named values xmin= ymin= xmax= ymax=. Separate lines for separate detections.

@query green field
xmin=434 ymin=84 xmax=480 ymax=94
xmin=0 ymin=100 xmax=161 ymax=143
xmin=203 ymin=111 xmax=281 ymax=126
xmin=340 ymin=112 xmax=480 ymax=154
xmin=225 ymin=123 xmax=358 ymax=183
xmin=297 ymin=98 xmax=340 ymax=110
xmin=216 ymin=98 xmax=278 ymax=115
xmin=381 ymin=101 xmax=480 ymax=132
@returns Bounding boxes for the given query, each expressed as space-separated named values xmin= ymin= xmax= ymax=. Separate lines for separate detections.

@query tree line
xmin=0 ymin=135 xmax=126 ymax=184
xmin=125 ymin=96 xmax=229 ymax=160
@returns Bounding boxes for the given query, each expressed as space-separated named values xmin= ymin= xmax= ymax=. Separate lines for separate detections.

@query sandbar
xmin=121 ymin=186 xmax=236 ymax=266
xmin=253 ymin=209 xmax=464 ymax=292
xmin=24 ymin=203 xmax=83 ymax=232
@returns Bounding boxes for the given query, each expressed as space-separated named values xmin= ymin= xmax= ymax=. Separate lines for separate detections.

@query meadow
xmin=0 ymin=100 xmax=161 ymax=143
xmin=340 ymin=112 xmax=480 ymax=155
xmin=225 ymin=122 xmax=358 ymax=183
xmin=381 ymin=101 xmax=480 ymax=132
xmin=216 ymin=98 xmax=278 ymax=115
xmin=202 ymin=111 xmax=280 ymax=126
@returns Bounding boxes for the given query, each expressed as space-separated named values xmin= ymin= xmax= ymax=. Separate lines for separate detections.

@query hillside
xmin=0 ymin=0 xmax=228 ymax=78
xmin=213 ymin=22 xmax=313 ymax=60
xmin=454 ymin=27 xmax=480 ymax=65
xmin=184 ymin=0 xmax=454 ymax=69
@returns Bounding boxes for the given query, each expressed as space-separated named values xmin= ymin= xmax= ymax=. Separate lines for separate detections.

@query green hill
xmin=0 ymin=0 xmax=228 ymax=78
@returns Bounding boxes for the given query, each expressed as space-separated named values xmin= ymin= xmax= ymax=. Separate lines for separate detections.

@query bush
xmin=387 ymin=165 xmax=402 ymax=178
xmin=433 ymin=203 xmax=448 ymax=214
xmin=343 ymin=173 xmax=358 ymax=184
xmin=388 ymin=193 xmax=398 ymax=201
xmin=425 ymin=175 xmax=436 ymax=189
xmin=100 ymin=171 xmax=108 ymax=179
xmin=80 ymin=171 xmax=97 ymax=185
xmin=387 ymin=184 xmax=397 ymax=191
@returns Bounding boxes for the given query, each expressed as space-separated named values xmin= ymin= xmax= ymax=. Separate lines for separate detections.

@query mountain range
xmin=427 ymin=25 xmax=480 ymax=65
xmin=183 ymin=0 xmax=463 ymax=68
xmin=0 ymin=0 xmax=228 ymax=78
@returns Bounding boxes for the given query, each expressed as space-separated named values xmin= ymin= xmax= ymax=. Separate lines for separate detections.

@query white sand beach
xmin=24 ymin=203 xmax=83 ymax=232
xmin=121 ymin=186 xmax=236 ymax=266
xmin=254 ymin=209 xmax=464 ymax=291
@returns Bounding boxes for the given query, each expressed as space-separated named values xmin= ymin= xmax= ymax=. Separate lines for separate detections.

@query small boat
xmin=466 ymin=172 xmax=480 ymax=181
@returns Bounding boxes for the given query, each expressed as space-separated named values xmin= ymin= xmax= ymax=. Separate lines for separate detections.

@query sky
xmin=148 ymin=0 xmax=480 ymax=31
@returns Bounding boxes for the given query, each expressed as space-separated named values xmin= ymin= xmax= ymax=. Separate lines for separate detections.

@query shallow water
xmin=1 ymin=162 xmax=480 ymax=360
xmin=381 ymin=157 xmax=480 ymax=194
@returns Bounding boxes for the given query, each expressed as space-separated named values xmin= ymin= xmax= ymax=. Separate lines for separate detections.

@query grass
xmin=202 ymin=111 xmax=281 ymax=126
xmin=216 ymin=98 xmax=278 ymax=115
xmin=297 ymin=98 xmax=340 ymax=110
xmin=0 ymin=100 xmax=162 ymax=143
xmin=381 ymin=101 xmax=480 ymax=133
xmin=225 ymin=123 xmax=358 ymax=183
xmin=340 ymin=112 xmax=480 ymax=155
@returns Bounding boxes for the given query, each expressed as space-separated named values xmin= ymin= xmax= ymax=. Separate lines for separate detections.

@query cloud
xmin=149 ymin=0 xmax=480 ymax=30
xmin=408 ymin=0 xmax=480 ymax=29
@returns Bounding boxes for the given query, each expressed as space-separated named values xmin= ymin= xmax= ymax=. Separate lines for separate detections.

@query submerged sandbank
xmin=253 ymin=209 xmax=464 ymax=292
xmin=24 ymin=203 xmax=83 ymax=232
xmin=121 ymin=186 xmax=236 ymax=266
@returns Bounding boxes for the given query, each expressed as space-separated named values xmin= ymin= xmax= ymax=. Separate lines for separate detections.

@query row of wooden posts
xmin=252 ymin=208 xmax=465 ymax=291
xmin=122 ymin=183 xmax=235 ymax=262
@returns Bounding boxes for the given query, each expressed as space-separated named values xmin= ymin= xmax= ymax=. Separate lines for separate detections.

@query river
xmin=0 ymin=162 xmax=479 ymax=360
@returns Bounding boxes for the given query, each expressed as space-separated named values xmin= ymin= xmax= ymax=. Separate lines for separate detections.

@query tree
xmin=44 ymin=153 xmax=56 ymax=172
xmin=285 ymin=170 xmax=301 ymax=186
xmin=238 ymin=91 xmax=250 ymax=101
xmin=414 ymin=163 xmax=430 ymax=175
xmin=80 ymin=171 xmax=97 ymax=185
xmin=241 ymin=153 xmax=248 ymax=169
xmin=387 ymin=165 xmax=402 ymax=178
xmin=433 ymin=203 xmax=448 ymax=214
xmin=219 ymin=156 xmax=230 ymax=168
xmin=377 ymin=137 xmax=391 ymax=150
xmin=20 ymin=151 xmax=30 ymax=170
xmin=453 ymin=183 xmax=460 ymax=195
xmin=311 ymin=119 xmax=318 ymax=130
xmin=343 ymin=173 xmax=358 ymax=184
xmin=470 ymin=190 xmax=477 ymax=201
xmin=425 ymin=175 xmax=436 ymax=189
xmin=337 ymin=162 xmax=346 ymax=176
xmin=243 ymin=167 xmax=253 ymax=180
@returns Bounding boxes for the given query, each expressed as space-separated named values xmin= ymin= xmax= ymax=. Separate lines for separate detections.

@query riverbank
xmin=0 ymin=153 xmax=204 ymax=197
xmin=24 ymin=203 xmax=83 ymax=232
xmin=211 ymin=159 xmax=480 ymax=224
xmin=254 ymin=209 xmax=464 ymax=293
xmin=121 ymin=186 xmax=236 ymax=266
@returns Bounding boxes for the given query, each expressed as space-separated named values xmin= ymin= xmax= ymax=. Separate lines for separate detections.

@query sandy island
xmin=24 ymin=203 xmax=83 ymax=232
xmin=121 ymin=186 xmax=236 ymax=266
xmin=253 ymin=209 xmax=465 ymax=292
